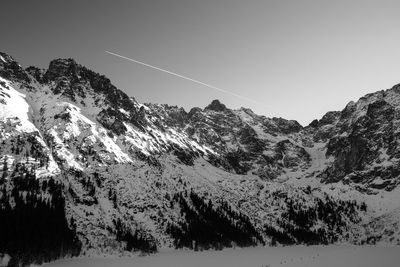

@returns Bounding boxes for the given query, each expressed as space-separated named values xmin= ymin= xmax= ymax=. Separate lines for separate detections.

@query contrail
xmin=105 ymin=50 xmax=263 ymax=105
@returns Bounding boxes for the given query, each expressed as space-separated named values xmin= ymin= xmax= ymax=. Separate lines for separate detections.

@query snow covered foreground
xmin=42 ymin=246 xmax=399 ymax=267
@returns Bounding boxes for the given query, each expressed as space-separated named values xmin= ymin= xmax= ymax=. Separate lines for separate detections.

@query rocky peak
xmin=0 ymin=51 xmax=31 ymax=83
xmin=0 ymin=52 xmax=16 ymax=63
xmin=318 ymin=111 xmax=341 ymax=126
xmin=204 ymin=99 xmax=228 ymax=112
xmin=339 ymin=101 xmax=356 ymax=121
xmin=160 ymin=105 xmax=188 ymax=127
xmin=44 ymin=58 xmax=80 ymax=82
xmin=390 ymin=82 xmax=400 ymax=94
xmin=40 ymin=57 xmax=139 ymax=121
xmin=308 ymin=119 xmax=319 ymax=128
xmin=188 ymin=107 xmax=202 ymax=118
xmin=271 ymin=117 xmax=302 ymax=134
xmin=308 ymin=111 xmax=341 ymax=129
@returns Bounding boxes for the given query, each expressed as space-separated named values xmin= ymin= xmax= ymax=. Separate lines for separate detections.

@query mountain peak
xmin=390 ymin=82 xmax=400 ymax=93
xmin=204 ymin=99 xmax=228 ymax=112
xmin=0 ymin=51 xmax=16 ymax=63
xmin=44 ymin=58 xmax=80 ymax=81
xmin=0 ymin=51 xmax=31 ymax=83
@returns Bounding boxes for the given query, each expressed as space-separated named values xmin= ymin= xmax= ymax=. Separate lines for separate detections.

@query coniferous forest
xmin=166 ymin=190 xmax=264 ymax=250
xmin=0 ymin=164 xmax=81 ymax=267
xmin=264 ymin=191 xmax=365 ymax=245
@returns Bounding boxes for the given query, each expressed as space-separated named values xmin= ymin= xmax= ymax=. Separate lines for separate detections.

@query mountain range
xmin=1 ymin=51 xmax=399 ymax=266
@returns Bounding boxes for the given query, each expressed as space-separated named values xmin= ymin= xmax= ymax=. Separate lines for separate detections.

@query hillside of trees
xmin=166 ymin=190 xmax=264 ymax=250
xmin=0 ymin=164 xmax=81 ymax=267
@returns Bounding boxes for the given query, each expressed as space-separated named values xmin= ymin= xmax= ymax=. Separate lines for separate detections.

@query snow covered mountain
xmin=1 ymin=52 xmax=399 ymax=266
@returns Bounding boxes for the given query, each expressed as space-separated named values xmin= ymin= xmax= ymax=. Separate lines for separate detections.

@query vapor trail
xmin=105 ymin=50 xmax=263 ymax=105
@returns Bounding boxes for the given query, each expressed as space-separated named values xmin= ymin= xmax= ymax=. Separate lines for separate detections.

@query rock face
xmin=1 ymin=51 xmax=400 ymax=266
xmin=317 ymin=89 xmax=400 ymax=191
xmin=204 ymin=99 xmax=228 ymax=112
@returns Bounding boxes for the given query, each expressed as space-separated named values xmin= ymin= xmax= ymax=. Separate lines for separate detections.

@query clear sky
xmin=2 ymin=0 xmax=400 ymax=125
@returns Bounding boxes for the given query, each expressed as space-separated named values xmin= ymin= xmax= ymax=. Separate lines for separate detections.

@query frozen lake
xmin=42 ymin=245 xmax=400 ymax=267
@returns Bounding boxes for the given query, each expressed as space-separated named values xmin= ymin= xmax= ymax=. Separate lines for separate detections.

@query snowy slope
xmin=0 ymin=76 xmax=60 ymax=178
